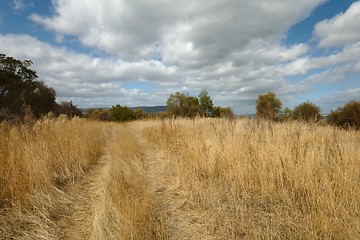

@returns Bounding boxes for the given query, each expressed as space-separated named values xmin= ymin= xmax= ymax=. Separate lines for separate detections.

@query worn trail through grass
xmin=2 ymin=118 xmax=359 ymax=239
xmin=52 ymin=124 xmax=174 ymax=239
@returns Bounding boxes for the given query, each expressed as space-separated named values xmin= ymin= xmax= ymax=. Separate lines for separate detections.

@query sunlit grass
xmin=1 ymin=117 xmax=359 ymax=239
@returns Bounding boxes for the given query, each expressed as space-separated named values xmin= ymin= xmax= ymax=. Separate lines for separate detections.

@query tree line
xmin=1 ymin=54 xmax=359 ymax=128
xmin=85 ymin=90 xmax=235 ymax=122
xmin=255 ymin=91 xmax=360 ymax=129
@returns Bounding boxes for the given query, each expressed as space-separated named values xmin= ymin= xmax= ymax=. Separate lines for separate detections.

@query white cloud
xmin=314 ymin=1 xmax=360 ymax=47
xmin=4 ymin=0 xmax=359 ymax=113
xmin=0 ymin=34 xmax=178 ymax=107
xmin=30 ymin=0 xmax=324 ymax=64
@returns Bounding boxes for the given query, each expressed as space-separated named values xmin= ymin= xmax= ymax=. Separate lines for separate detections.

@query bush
xmin=85 ymin=108 xmax=110 ymax=121
xmin=256 ymin=92 xmax=282 ymax=120
xmin=56 ymin=101 xmax=82 ymax=118
xmin=110 ymin=105 xmax=136 ymax=122
xmin=327 ymin=101 xmax=360 ymax=129
xmin=293 ymin=101 xmax=321 ymax=122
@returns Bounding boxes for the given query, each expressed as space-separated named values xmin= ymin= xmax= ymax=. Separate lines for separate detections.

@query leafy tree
xmin=25 ymin=81 xmax=57 ymax=118
xmin=327 ymin=101 xmax=360 ymax=129
xmin=256 ymin=91 xmax=282 ymax=120
xmin=213 ymin=106 xmax=235 ymax=119
xmin=198 ymin=89 xmax=214 ymax=117
xmin=166 ymin=92 xmax=187 ymax=117
xmin=110 ymin=105 xmax=136 ymax=122
xmin=0 ymin=53 xmax=56 ymax=120
xmin=166 ymin=92 xmax=200 ymax=118
xmin=56 ymin=101 xmax=82 ymax=118
xmin=185 ymin=96 xmax=200 ymax=118
xmin=293 ymin=101 xmax=321 ymax=122
xmin=85 ymin=108 xmax=110 ymax=121
xmin=278 ymin=107 xmax=294 ymax=122
xmin=134 ymin=108 xmax=147 ymax=120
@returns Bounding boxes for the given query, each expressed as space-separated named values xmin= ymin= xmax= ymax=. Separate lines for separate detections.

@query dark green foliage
xmin=0 ymin=54 xmax=57 ymax=121
xmin=256 ymin=92 xmax=282 ymax=120
xmin=166 ymin=90 xmax=234 ymax=119
xmin=85 ymin=108 xmax=111 ymax=121
xmin=134 ymin=108 xmax=148 ymax=120
xmin=278 ymin=108 xmax=294 ymax=122
xmin=293 ymin=102 xmax=321 ymax=122
xmin=327 ymin=101 xmax=360 ymax=129
xmin=56 ymin=101 xmax=82 ymax=118
xmin=110 ymin=105 xmax=136 ymax=122
xmin=166 ymin=92 xmax=200 ymax=118
xmin=213 ymin=106 xmax=235 ymax=119
xmin=199 ymin=90 xmax=214 ymax=117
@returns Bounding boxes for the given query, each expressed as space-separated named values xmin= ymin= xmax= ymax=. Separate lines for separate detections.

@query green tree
xmin=166 ymin=92 xmax=200 ymax=118
xmin=110 ymin=105 xmax=136 ymax=122
xmin=56 ymin=101 xmax=82 ymax=118
xmin=213 ymin=106 xmax=235 ymax=119
xmin=134 ymin=108 xmax=147 ymax=120
xmin=185 ymin=96 xmax=200 ymax=118
xmin=198 ymin=89 xmax=213 ymax=117
xmin=166 ymin=92 xmax=187 ymax=117
xmin=256 ymin=91 xmax=282 ymax=120
xmin=85 ymin=108 xmax=110 ymax=121
xmin=327 ymin=101 xmax=360 ymax=129
xmin=25 ymin=81 xmax=57 ymax=118
xmin=0 ymin=54 xmax=57 ymax=120
xmin=293 ymin=101 xmax=321 ymax=122
xmin=278 ymin=107 xmax=294 ymax=122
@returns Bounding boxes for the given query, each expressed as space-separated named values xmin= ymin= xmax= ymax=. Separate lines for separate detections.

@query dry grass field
xmin=1 ymin=117 xmax=359 ymax=239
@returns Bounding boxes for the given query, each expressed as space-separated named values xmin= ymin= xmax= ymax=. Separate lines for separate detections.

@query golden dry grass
xmin=134 ymin=118 xmax=360 ymax=239
xmin=0 ymin=116 xmax=109 ymax=239
xmin=1 ymin=117 xmax=359 ymax=239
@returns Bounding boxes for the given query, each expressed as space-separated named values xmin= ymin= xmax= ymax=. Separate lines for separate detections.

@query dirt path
xmin=51 ymin=125 xmax=198 ymax=239
xmin=133 ymin=128 xmax=211 ymax=240
xmin=51 ymin=147 xmax=107 ymax=239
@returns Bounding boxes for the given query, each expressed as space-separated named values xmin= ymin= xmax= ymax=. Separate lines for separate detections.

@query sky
xmin=0 ymin=0 xmax=359 ymax=114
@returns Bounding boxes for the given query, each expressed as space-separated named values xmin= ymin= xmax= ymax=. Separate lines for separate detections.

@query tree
xmin=185 ymin=96 xmax=200 ymax=118
xmin=0 ymin=54 xmax=57 ymax=120
xmin=256 ymin=91 xmax=282 ymax=120
xmin=110 ymin=105 xmax=136 ymax=122
xmin=56 ymin=101 xmax=82 ymax=118
xmin=327 ymin=101 xmax=360 ymax=129
xmin=293 ymin=101 xmax=321 ymax=122
xmin=85 ymin=108 xmax=110 ymax=121
xmin=166 ymin=92 xmax=187 ymax=117
xmin=278 ymin=107 xmax=294 ymax=122
xmin=198 ymin=89 xmax=213 ymax=117
xmin=213 ymin=106 xmax=235 ymax=119
xmin=134 ymin=108 xmax=147 ymax=120
xmin=25 ymin=81 xmax=57 ymax=118
xmin=166 ymin=92 xmax=200 ymax=118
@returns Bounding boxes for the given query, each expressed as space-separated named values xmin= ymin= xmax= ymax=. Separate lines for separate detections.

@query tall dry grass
xmin=1 ymin=116 xmax=359 ymax=239
xmin=138 ymin=118 xmax=360 ymax=239
xmin=91 ymin=125 xmax=155 ymax=240
xmin=0 ymin=116 xmax=109 ymax=239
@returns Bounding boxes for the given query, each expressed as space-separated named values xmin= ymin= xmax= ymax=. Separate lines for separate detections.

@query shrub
xmin=110 ymin=105 xmax=136 ymax=122
xmin=293 ymin=101 xmax=321 ymax=122
xmin=256 ymin=92 xmax=282 ymax=120
xmin=327 ymin=101 xmax=360 ymax=129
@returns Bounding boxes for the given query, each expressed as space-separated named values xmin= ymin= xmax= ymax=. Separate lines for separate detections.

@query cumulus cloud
xmin=314 ymin=1 xmax=360 ymax=47
xmin=0 ymin=34 xmax=177 ymax=107
xmin=30 ymin=0 xmax=324 ymax=64
xmin=4 ymin=0 xmax=358 ymax=113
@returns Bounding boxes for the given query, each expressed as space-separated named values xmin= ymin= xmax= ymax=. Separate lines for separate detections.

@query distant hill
xmin=130 ymin=106 xmax=167 ymax=113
